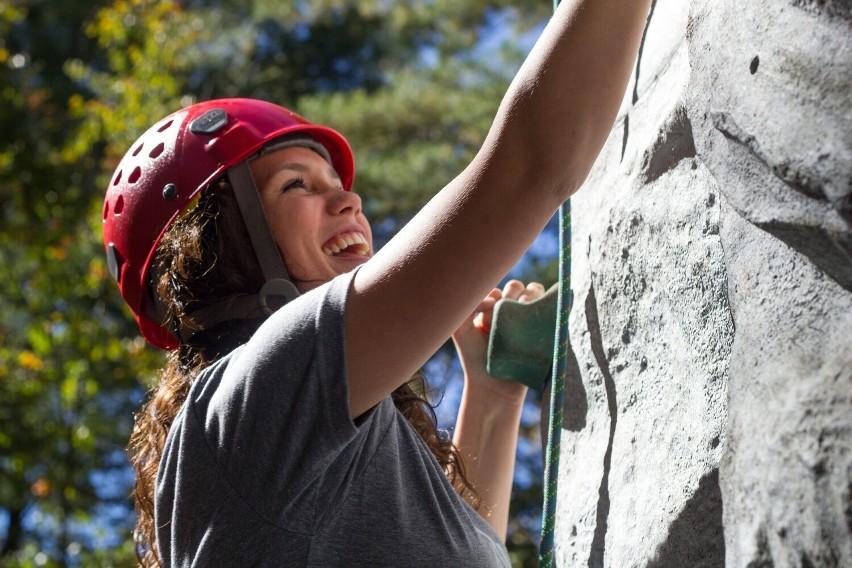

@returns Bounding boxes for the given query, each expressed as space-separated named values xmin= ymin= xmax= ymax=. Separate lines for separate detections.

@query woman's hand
xmin=452 ymin=280 xmax=546 ymax=404
xmin=451 ymin=279 xmax=545 ymax=538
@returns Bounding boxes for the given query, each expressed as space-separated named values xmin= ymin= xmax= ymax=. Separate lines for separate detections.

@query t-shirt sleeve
xmin=186 ymin=269 xmax=378 ymax=534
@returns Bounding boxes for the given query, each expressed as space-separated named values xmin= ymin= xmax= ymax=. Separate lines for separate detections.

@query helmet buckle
xmin=258 ymin=278 xmax=300 ymax=315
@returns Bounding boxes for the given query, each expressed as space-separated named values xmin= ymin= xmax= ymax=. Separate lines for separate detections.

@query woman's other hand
xmin=452 ymin=280 xmax=546 ymax=404
xmin=451 ymin=279 xmax=545 ymax=538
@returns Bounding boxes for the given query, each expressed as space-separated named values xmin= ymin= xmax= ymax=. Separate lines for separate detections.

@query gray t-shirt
xmin=155 ymin=271 xmax=511 ymax=567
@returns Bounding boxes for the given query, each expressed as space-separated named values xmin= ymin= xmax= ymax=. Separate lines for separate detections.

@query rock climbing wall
xmin=554 ymin=0 xmax=851 ymax=566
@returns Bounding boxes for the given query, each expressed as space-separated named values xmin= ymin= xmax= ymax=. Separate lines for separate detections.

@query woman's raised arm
xmin=345 ymin=0 xmax=652 ymax=417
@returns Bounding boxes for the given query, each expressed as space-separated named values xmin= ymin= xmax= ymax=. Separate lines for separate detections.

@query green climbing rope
xmin=538 ymin=2 xmax=570 ymax=565
xmin=538 ymin=199 xmax=571 ymax=567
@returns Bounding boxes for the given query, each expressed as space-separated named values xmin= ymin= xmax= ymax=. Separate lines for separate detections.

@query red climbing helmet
xmin=102 ymin=98 xmax=355 ymax=350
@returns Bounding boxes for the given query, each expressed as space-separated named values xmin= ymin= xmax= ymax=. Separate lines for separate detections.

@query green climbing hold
xmin=486 ymin=282 xmax=559 ymax=391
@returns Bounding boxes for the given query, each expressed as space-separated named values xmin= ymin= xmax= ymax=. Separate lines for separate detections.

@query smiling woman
xmin=102 ymin=0 xmax=652 ymax=566
xmin=107 ymin=100 xmax=487 ymax=567
xmin=251 ymin=145 xmax=373 ymax=292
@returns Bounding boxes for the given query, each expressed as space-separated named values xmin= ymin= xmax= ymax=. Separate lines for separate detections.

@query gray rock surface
xmin=553 ymin=0 xmax=851 ymax=566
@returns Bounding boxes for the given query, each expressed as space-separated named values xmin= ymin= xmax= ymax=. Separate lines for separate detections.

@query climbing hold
xmin=487 ymin=283 xmax=559 ymax=391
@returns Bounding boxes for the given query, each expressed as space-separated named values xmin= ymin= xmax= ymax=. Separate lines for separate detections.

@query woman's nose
xmin=327 ymin=189 xmax=362 ymax=216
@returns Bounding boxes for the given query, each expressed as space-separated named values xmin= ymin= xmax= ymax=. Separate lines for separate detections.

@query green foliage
xmin=0 ymin=1 xmax=551 ymax=565
xmin=65 ymin=0 xmax=205 ymax=163
xmin=0 ymin=0 xmax=162 ymax=563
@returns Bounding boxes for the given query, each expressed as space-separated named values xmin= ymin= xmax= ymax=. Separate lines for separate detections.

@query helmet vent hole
xmin=102 ymin=201 xmax=110 ymax=219
xmin=112 ymin=170 xmax=122 ymax=186
xmin=131 ymin=143 xmax=144 ymax=157
xmin=114 ymin=195 xmax=124 ymax=215
xmin=149 ymin=143 xmax=165 ymax=158
xmin=128 ymin=167 xmax=142 ymax=184
xmin=157 ymin=120 xmax=173 ymax=133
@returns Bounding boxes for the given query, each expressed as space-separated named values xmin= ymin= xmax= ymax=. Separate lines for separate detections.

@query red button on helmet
xmin=102 ymin=98 xmax=355 ymax=350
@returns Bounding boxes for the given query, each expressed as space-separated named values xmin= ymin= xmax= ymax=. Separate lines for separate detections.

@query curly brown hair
xmin=126 ymin=179 xmax=479 ymax=567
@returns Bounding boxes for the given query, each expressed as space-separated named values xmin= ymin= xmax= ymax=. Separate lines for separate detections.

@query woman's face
xmin=250 ymin=145 xmax=372 ymax=293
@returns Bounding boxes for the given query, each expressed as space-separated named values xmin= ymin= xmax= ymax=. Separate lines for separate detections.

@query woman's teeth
xmin=323 ymin=232 xmax=370 ymax=256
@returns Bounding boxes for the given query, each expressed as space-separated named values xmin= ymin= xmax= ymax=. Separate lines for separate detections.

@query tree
xmin=0 ymin=1 xmax=165 ymax=565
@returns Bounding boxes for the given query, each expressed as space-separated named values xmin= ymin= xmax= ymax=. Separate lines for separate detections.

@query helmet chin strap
xmin=174 ymin=134 xmax=334 ymax=343
xmin=176 ymin=160 xmax=300 ymax=341
xmin=226 ymin=161 xmax=300 ymax=299
xmin=225 ymin=160 xmax=301 ymax=310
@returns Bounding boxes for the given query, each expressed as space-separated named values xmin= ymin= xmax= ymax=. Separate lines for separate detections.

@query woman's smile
xmin=322 ymin=230 xmax=370 ymax=257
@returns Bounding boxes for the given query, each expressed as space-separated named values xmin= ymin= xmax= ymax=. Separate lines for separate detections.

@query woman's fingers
xmin=471 ymin=281 xmax=545 ymax=333
xmin=475 ymin=289 xmax=501 ymax=331
xmin=472 ymin=288 xmax=502 ymax=333
xmin=519 ymin=281 xmax=545 ymax=303
xmin=503 ymin=279 xmax=545 ymax=303
xmin=501 ymin=280 xmax=527 ymax=301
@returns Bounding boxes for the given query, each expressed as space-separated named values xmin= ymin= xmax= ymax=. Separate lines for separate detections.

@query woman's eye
xmin=281 ymin=176 xmax=306 ymax=193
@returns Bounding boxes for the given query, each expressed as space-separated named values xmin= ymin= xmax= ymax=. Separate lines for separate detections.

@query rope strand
xmin=538 ymin=198 xmax=571 ymax=567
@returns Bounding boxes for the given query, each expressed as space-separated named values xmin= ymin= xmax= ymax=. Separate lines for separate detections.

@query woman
xmin=104 ymin=0 xmax=651 ymax=565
